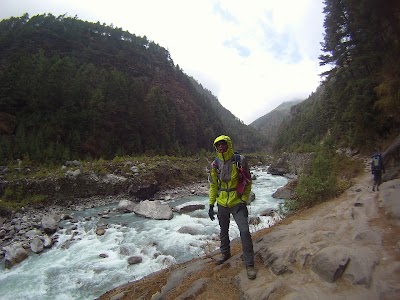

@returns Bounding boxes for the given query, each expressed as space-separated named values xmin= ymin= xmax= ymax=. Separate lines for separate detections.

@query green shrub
xmin=0 ymin=199 xmax=21 ymax=211
xmin=22 ymin=194 xmax=46 ymax=207
xmin=285 ymin=143 xmax=363 ymax=212
xmin=0 ymin=193 xmax=46 ymax=211
xmin=4 ymin=186 xmax=25 ymax=201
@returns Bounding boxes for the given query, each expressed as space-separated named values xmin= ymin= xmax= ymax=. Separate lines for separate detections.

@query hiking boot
xmin=377 ymin=186 xmax=380 ymax=191
xmin=246 ymin=266 xmax=256 ymax=280
xmin=215 ymin=254 xmax=231 ymax=265
xmin=372 ymin=186 xmax=375 ymax=192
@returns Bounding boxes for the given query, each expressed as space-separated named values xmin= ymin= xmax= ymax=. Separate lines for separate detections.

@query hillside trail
xmin=99 ymin=159 xmax=400 ymax=300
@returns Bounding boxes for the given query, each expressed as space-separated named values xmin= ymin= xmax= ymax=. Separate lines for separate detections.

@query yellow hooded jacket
xmin=209 ymin=135 xmax=252 ymax=208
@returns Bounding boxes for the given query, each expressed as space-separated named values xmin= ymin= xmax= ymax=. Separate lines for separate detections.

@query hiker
xmin=371 ymin=152 xmax=385 ymax=191
xmin=207 ymin=135 xmax=256 ymax=280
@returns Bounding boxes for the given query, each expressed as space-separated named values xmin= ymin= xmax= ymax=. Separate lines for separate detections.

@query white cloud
xmin=0 ymin=0 xmax=326 ymax=124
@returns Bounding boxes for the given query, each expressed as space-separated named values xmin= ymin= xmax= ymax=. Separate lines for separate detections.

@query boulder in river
xmin=117 ymin=199 xmax=136 ymax=213
xmin=174 ymin=202 xmax=205 ymax=213
xmin=4 ymin=243 xmax=29 ymax=269
xmin=30 ymin=237 xmax=44 ymax=254
xmin=133 ymin=200 xmax=173 ymax=220
xmin=41 ymin=215 xmax=59 ymax=234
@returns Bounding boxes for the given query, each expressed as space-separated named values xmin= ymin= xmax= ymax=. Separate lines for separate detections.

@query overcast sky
xmin=1 ymin=0 xmax=327 ymax=124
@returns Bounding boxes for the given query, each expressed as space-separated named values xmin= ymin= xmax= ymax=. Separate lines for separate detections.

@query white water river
xmin=0 ymin=168 xmax=287 ymax=300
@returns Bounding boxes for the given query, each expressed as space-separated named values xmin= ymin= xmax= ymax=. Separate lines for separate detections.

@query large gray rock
xmin=311 ymin=245 xmax=351 ymax=283
xmin=30 ymin=237 xmax=44 ymax=254
xmin=153 ymin=260 xmax=207 ymax=299
xmin=25 ymin=229 xmax=42 ymax=239
xmin=380 ymin=179 xmax=400 ymax=224
xmin=272 ymin=179 xmax=297 ymax=199
xmin=174 ymin=202 xmax=205 ymax=213
xmin=127 ymin=256 xmax=143 ymax=265
xmin=343 ymin=246 xmax=378 ymax=286
xmin=175 ymin=278 xmax=209 ymax=300
xmin=133 ymin=200 xmax=173 ymax=220
xmin=4 ymin=243 xmax=29 ymax=269
xmin=272 ymin=186 xmax=293 ymax=199
xmin=41 ymin=215 xmax=59 ymax=234
xmin=43 ymin=235 xmax=53 ymax=248
xmin=117 ymin=199 xmax=136 ymax=212
xmin=49 ymin=213 xmax=61 ymax=223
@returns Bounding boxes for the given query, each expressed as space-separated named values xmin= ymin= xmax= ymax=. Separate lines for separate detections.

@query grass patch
xmin=0 ymin=194 xmax=46 ymax=212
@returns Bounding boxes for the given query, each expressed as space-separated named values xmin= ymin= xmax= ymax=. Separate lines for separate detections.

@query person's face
xmin=215 ymin=140 xmax=228 ymax=153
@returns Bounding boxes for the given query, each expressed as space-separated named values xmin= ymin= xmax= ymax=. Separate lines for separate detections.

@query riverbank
xmin=0 ymin=180 xmax=209 ymax=264
xmin=99 ymin=167 xmax=400 ymax=299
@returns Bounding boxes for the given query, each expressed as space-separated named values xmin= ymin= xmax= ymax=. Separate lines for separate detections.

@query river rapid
xmin=0 ymin=167 xmax=287 ymax=300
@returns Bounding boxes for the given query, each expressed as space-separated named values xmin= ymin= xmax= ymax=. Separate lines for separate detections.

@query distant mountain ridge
xmin=249 ymin=100 xmax=303 ymax=143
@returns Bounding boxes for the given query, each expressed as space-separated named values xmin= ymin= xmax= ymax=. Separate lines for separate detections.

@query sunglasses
xmin=215 ymin=140 xmax=227 ymax=147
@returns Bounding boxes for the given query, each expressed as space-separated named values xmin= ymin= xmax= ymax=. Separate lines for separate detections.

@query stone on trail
xmin=380 ymin=179 xmax=400 ymax=224
xmin=174 ymin=278 xmax=209 ymax=300
xmin=311 ymin=245 xmax=351 ymax=283
xmin=342 ymin=246 xmax=378 ymax=286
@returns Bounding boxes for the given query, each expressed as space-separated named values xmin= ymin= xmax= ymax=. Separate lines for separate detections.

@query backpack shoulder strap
xmin=233 ymin=153 xmax=242 ymax=169
xmin=212 ymin=157 xmax=220 ymax=169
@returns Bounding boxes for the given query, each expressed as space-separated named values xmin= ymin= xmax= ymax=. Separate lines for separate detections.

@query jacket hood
xmin=213 ymin=135 xmax=234 ymax=161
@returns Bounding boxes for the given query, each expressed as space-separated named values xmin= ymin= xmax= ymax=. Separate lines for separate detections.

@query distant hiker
xmin=207 ymin=135 xmax=256 ymax=280
xmin=371 ymin=152 xmax=385 ymax=191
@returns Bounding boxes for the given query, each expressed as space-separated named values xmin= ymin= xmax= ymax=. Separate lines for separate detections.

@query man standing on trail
xmin=371 ymin=152 xmax=385 ymax=191
xmin=207 ymin=135 xmax=256 ymax=280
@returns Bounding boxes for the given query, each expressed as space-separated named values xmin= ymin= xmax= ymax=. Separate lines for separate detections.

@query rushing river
xmin=0 ymin=168 xmax=287 ymax=300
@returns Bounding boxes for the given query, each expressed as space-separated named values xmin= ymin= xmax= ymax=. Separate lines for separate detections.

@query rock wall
xmin=383 ymin=133 xmax=400 ymax=181
xmin=268 ymin=152 xmax=315 ymax=176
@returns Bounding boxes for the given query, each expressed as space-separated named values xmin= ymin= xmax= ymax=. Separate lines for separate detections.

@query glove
xmin=208 ymin=205 xmax=215 ymax=221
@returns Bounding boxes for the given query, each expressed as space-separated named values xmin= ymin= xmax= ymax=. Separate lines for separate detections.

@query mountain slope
xmin=271 ymin=0 xmax=400 ymax=153
xmin=0 ymin=13 xmax=261 ymax=163
xmin=249 ymin=99 xmax=303 ymax=144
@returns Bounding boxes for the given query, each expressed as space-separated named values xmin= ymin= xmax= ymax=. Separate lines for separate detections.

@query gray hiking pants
xmin=217 ymin=203 xmax=254 ymax=266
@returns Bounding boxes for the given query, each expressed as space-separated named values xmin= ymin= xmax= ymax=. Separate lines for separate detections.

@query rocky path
xmin=99 ymin=166 xmax=400 ymax=300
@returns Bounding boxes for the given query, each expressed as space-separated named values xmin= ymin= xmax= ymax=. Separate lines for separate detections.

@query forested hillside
xmin=0 ymin=13 xmax=264 ymax=165
xmin=271 ymin=0 xmax=400 ymax=153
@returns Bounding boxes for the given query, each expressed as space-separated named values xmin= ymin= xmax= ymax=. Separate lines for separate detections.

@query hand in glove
xmin=208 ymin=204 xmax=215 ymax=221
